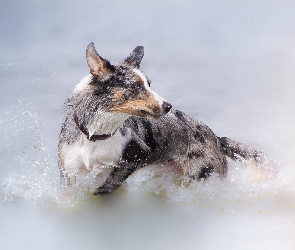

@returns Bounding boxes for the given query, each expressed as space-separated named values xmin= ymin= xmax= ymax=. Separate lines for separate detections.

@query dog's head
xmin=76 ymin=42 xmax=172 ymax=119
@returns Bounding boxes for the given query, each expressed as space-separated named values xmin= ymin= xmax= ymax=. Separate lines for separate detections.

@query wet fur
xmin=58 ymin=43 xmax=270 ymax=194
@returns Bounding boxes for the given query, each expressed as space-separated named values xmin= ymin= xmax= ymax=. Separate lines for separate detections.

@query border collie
xmin=58 ymin=43 xmax=274 ymax=194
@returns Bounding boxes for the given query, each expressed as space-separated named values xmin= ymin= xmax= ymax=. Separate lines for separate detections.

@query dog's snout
xmin=162 ymin=101 xmax=172 ymax=114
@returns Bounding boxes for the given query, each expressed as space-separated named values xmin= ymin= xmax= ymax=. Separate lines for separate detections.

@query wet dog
xmin=58 ymin=42 xmax=273 ymax=194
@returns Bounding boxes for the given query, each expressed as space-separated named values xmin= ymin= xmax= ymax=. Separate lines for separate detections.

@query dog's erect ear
xmin=124 ymin=46 xmax=144 ymax=68
xmin=86 ymin=43 xmax=114 ymax=77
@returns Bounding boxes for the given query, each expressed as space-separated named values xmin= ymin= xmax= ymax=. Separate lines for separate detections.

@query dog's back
xmin=120 ymin=110 xmax=228 ymax=179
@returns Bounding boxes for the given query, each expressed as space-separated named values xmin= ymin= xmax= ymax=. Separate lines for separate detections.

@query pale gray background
xmin=1 ymin=1 xmax=295 ymax=249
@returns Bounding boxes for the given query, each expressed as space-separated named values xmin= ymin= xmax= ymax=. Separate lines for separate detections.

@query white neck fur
xmin=74 ymin=75 xmax=130 ymax=137
xmin=87 ymin=110 xmax=130 ymax=137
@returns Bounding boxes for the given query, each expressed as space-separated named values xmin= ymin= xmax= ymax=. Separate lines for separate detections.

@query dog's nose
xmin=162 ymin=101 xmax=172 ymax=114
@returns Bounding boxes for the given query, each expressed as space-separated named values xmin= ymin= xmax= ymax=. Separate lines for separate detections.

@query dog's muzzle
xmin=162 ymin=101 xmax=172 ymax=114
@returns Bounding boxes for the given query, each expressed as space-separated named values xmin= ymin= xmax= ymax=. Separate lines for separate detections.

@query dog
xmin=58 ymin=42 xmax=274 ymax=195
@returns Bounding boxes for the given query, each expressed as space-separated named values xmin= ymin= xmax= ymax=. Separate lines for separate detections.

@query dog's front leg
xmin=92 ymin=163 xmax=137 ymax=195
xmin=93 ymin=138 xmax=150 ymax=195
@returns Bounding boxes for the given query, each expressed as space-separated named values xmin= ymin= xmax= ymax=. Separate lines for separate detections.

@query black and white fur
xmin=58 ymin=43 xmax=273 ymax=194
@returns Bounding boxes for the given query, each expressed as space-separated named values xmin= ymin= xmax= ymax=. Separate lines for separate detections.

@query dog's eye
xmin=134 ymin=82 xmax=142 ymax=90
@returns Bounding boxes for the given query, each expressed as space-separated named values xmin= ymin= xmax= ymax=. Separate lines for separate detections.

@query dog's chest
xmin=62 ymin=131 xmax=125 ymax=171
xmin=75 ymin=131 xmax=125 ymax=170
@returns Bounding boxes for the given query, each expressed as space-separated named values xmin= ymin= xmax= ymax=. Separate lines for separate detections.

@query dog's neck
xmin=73 ymin=75 xmax=130 ymax=139
xmin=87 ymin=110 xmax=129 ymax=138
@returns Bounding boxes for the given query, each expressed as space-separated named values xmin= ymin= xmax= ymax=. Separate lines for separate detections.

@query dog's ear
xmin=124 ymin=46 xmax=144 ymax=68
xmin=86 ymin=43 xmax=114 ymax=77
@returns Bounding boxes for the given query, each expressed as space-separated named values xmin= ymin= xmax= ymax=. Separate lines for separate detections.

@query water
xmin=1 ymin=1 xmax=295 ymax=249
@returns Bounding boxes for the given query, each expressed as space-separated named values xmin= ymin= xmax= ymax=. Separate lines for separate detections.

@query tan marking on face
xmin=113 ymin=90 xmax=124 ymax=100
xmin=109 ymin=93 xmax=161 ymax=118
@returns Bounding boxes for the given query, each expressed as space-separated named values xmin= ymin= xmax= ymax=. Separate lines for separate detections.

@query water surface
xmin=1 ymin=1 xmax=295 ymax=249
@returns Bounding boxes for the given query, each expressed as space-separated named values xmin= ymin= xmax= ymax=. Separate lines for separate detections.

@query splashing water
xmin=126 ymin=160 xmax=294 ymax=212
xmin=0 ymin=63 xmax=293 ymax=214
xmin=0 ymin=100 xmax=293 ymax=213
xmin=0 ymin=101 xmax=60 ymax=206
xmin=0 ymin=101 xmax=105 ymax=207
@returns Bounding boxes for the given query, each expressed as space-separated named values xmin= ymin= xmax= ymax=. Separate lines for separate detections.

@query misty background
xmin=1 ymin=1 xmax=295 ymax=250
